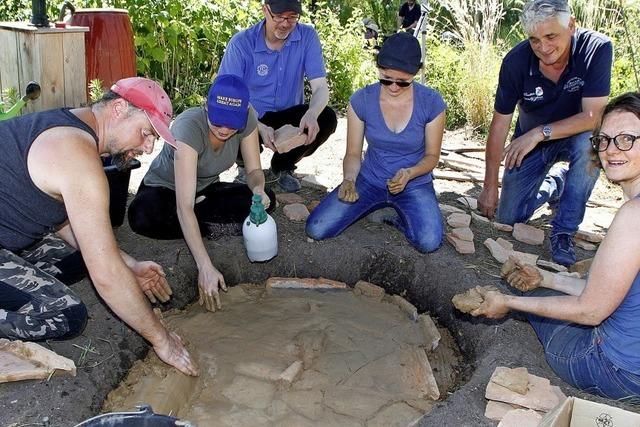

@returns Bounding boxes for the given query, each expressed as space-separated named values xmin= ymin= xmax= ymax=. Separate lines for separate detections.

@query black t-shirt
xmin=399 ymin=2 xmax=421 ymax=29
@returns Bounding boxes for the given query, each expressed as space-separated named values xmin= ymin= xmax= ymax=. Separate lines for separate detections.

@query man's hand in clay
xmin=470 ymin=287 xmax=510 ymax=319
xmin=154 ymin=330 xmax=199 ymax=376
xmin=198 ymin=264 xmax=227 ymax=312
xmin=258 ymin=122 xmax=277 ymax=151
xmin=131 ymin=261 xmax=173 ymax=303
xmin=299 ymin=110 xmax=320 ymax=145
xmin=338 ymin=179 xmax=359 ymax=203
xmin=501 ymin=257 xmax=542 ymax=292
xmin=387 ymin=168 xmax=411 ymax=194
xmin=478 ymin=184 xmax=499 ymax=219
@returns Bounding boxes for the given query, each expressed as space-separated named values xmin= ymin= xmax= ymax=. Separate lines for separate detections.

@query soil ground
xmin=1 ymin=118 xmax=637 ymax=427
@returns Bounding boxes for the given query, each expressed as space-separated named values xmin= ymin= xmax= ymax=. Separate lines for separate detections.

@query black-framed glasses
xmin=379 ymin=78 xmax=413 ymax=88
xmin=265 ymin=6 xmax=300 ymax=24
xmin=590 ymin=133 xmax=640 ymax=152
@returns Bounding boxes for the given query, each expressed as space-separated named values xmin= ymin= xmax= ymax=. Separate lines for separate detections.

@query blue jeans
xmin=524 ymin=289 xmax=640 ymax=402
xmin=497 ymin=131 xmax=599 ymax=235
xmin=305 ymin=175 xmax=443 ymax=253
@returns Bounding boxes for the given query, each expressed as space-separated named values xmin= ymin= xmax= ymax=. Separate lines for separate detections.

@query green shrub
xmin=312 ymin=5 xmax=378 ymax=110
xmin=424 ymin=39 xmax=465 ymax=129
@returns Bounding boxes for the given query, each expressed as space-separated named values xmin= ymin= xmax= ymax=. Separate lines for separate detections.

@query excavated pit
xmin=102 ymin=282 xmax=461 ymax=426
xmin=1 ymin=207 xmax=578 ymax=427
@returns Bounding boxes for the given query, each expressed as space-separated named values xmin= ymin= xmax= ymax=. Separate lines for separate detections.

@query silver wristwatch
xmin=542 ymin=124 xmax=552 ymax=141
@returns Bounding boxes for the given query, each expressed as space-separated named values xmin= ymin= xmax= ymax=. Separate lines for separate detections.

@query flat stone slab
xmin=490 ymin=366 xmax=529 ymax=395
xmin=439 ymin=203 xmax=465 ymax=214
xmin=276 ymin=192 xmax=304 ymax=205
xmin=283 ymin=203 xmax=310 ymax=221
xmin=498 ymin=408 xmax=543 ymax=427
xmin=456 ymin=196 xmax=477 ymax=210
xmin=485 ymin=400 xmax=525 ymax=421
xmin=274 ymin=124 xmax=307 ymax=154
xmin=575 ymin=238 xmax=597 ymax=251
xmin=575 ymin=229 xmax=604 ymax=243
xmin=353 ymin=280 xmax=385 ymax=300
xmin=451 ymin=227 xmax=474 ymax=242
xmin=447 ymin=233 xmax=475 ymax=254
xmin=537 ymin=259 xmax=568 ymax=272
xmin=485 ymin=368 xmax=566 ymax=412
xmin=419 ymin=314 xmax=441 ymax=351
xmin=493 ymin=222 xmax=513 ymax=232
xmin=513 ymin=223 xmax=545 ymax=246
xmin=392 ymin=295 xmax=418 ymax=322
xmin=265 ymin=277 xmax=347 ymax=290
xmin=447 ymin=212 xmax=471 ymax=228
xmin=452 ymin=286 xmax=498 ymax=314
xmin=367 ymin=401 xmax=423 ymax=427
xmin=0 ymin=339 xmax=76 ymax=383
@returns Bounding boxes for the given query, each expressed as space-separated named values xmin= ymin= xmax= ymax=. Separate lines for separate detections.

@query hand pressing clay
xmin=452 ymin=285 xmax=499 ymax=313
xmin=501 ymin=257 xmax=542 ymax=292
xmin=274 ymin=124 xmax=307 ymax=153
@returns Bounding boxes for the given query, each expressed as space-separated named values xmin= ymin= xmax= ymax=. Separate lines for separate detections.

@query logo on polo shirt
xmin=563 ymin=77 xmax=584 ymax=93
xmin=257 ymin=64 xmax=269 ymax=76
xmin=524 ymin=87 xmax=544 ymax=102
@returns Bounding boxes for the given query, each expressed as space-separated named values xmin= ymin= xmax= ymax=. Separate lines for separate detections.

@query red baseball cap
xmin=111 ymin=77 xmax=177 ymax=148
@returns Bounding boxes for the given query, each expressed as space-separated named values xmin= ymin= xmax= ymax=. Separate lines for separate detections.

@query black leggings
xmin=237 ymin=104 xmax=338 ymax=173
xmin=128 ymin=181 xmax=276 ymax=240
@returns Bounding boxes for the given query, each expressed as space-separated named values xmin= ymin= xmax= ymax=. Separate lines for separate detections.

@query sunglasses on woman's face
xmin=379 ymin=78 xmax=413 ymax=88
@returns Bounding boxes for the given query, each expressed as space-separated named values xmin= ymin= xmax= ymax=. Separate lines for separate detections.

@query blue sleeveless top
xmin=599 ymin=268 xmax=640 ymax=374
xmin=0 ymin=108 xmax=98 ymax=252
xmin=349 ymin=82 xmax=446 ymax=189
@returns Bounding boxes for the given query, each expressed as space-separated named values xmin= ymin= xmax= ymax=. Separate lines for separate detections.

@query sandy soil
xmin=1 ymin=118 xmax=635 ymax=426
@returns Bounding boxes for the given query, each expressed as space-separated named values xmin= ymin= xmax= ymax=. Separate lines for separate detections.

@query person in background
xmin=477 ymin=0 xmax=613 ymax=266
xmin=128 ymin=75 xmax=274 ymax=313
xmin=218 ymin=0 xmax=337 ymax=193
xmin=398 ymin=0 xmax=421 ymax=33
xmin=306 ymin=32 xmax=446 ymax=253
xmin=471 ymin=92 xmax=640 ymax=402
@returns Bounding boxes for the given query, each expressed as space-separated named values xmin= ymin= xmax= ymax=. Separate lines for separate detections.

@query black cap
xmin=265 ymin=0 xmax=302 ymax=14
xmin=377 ymin=32 xmax=422 ymax=75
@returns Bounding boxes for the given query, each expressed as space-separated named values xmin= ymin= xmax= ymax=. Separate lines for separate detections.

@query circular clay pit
xmin=103 ymin=279 xmax=461 ymax=426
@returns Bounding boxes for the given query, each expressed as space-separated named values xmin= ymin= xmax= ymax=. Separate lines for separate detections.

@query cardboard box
xmin=539 ymin=397 xmax=640 ymax=427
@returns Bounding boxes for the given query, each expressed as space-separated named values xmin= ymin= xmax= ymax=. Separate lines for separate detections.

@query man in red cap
xmin=0 ymin=77 xmax=198 ymax=377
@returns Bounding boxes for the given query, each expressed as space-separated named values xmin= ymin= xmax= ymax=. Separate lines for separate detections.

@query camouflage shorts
xmin=0 ymin=235 xmax=87 ymax=341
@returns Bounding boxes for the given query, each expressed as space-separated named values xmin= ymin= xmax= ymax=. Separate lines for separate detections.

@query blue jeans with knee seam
xmin=497 ymin=131 xmax=599 ymax=235
xmin=524 ymin=289 xmax=640 ymax=402
xmin=305 ymin=175 xmax=443 ymax=253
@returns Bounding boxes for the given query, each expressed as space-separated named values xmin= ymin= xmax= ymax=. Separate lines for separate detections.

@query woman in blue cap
xmin=306 ymin=32 xmax=446 ymax=253
xmin=128 ymin=74 xmax=274 ymax=312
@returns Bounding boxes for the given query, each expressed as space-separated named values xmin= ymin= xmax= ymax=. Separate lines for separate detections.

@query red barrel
xmin=70 ymin=9 xmax=136 ymax=96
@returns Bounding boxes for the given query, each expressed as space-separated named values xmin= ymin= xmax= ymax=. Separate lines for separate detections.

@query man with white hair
xmin=478 ymin=0 xmax=612 ymax=266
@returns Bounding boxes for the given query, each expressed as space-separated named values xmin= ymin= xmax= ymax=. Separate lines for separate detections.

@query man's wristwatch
xmin=541 ymin=124 xmax=552 ymax=141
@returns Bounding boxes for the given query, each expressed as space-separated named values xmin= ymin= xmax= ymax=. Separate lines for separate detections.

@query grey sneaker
xmin=234 ymin=166 xmax=247 ymax=184
xmin=277 ymin=170 xmax=301 ymax=192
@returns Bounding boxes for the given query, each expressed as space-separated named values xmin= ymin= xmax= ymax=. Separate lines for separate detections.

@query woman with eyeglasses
xmin=306 ymin=32 xmax=446 ymax=253
xmin=128 ymin=74 xmax=274 ymax=312
xmin=469 ymin=92 xmax=640 ymax=401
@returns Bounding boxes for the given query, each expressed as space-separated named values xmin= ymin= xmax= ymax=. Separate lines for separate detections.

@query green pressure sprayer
xmin=0 ymin=82 xmax=41 ymax=121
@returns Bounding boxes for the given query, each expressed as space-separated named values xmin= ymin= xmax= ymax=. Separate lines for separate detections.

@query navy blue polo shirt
xmin=494 ymin=28 xmax=612 ymax=138
xmin=399 ymin=2 xmax=421 ymax=29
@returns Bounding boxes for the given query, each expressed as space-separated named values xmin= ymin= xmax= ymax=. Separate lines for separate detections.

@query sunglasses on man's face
xmin=379 ymin=78 xmax=413 ymax=88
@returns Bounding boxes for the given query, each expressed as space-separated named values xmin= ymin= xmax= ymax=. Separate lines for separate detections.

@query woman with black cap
xmin=128 ymin=74 xmax=275 ymax=312
xmin=306 ymin=32 xmax=446 ymax=253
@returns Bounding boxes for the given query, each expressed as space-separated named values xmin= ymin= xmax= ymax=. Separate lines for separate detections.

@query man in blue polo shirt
xmin=218 ymin=0 xmax=337 ymax=192
xmin=477 ymin=0 xmax=612 ymax=266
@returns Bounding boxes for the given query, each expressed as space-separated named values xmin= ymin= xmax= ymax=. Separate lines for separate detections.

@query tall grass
xmin=435 ymin=0 xmax=505 ymax=133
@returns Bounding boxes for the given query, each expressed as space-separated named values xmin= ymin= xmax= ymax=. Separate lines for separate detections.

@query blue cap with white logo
xmin=207 ymin=74 xmax=250 ymax=130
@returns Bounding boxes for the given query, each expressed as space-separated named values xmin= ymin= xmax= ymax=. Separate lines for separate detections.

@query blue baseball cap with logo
xmin=207 ymin=74 xmax=250 ymax=130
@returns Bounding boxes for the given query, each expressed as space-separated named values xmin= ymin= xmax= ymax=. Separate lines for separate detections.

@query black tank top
xmin=0 ymin=108 xmax=98 ymax=251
